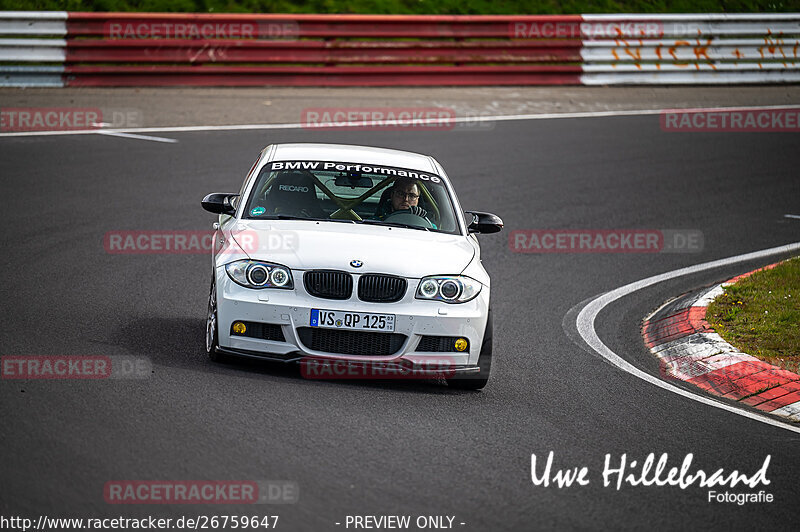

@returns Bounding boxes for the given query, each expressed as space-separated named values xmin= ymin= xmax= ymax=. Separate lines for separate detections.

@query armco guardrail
xmin=1 ymin=11 xmax=799 ymax=87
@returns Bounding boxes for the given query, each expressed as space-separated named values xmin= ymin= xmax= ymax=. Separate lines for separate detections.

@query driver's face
xmin=392 ymin=184 xmax=420 ymax=211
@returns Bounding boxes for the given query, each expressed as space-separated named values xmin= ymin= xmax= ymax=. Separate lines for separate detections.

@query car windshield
xmin=242 ymin=160 xmax=461 ymax=235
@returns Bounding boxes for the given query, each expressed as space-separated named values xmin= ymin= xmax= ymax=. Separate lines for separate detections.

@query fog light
xmin=232 ymin=321 xmax=247 ymax=335
xmin=454 ymin=338 xmax=468 ymax=352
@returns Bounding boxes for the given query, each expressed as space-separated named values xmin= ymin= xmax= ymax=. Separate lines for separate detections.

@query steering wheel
xmin=382 ymin=209 xmax=434 ymax=229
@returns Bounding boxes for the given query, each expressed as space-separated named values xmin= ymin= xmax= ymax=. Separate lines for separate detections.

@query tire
xmin=448 ymin=309 xmax=492 ymax=390
xmin=206 ymin=276 xmax=227 ymax=363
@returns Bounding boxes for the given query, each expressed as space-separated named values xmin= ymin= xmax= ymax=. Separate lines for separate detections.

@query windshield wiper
xmin=254 ymin=214 xmax=311 ymax=220
xmin=359 ymin=219 xmax=430 ymax=232
xmin=253 ymin=215 xmax=354 ymax=223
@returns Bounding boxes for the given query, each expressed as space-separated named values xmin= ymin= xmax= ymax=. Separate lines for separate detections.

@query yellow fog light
xmin=454 ymin=338 xmax=468 ymax=352
xmin=232 ymin=321 xmax=247 ymax=335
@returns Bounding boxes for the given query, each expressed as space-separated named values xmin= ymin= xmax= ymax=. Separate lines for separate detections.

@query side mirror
xmin=466 ymin=211 xmax=503 ymax=234
xmin=201 ymin=193 xmax=238 ymax=216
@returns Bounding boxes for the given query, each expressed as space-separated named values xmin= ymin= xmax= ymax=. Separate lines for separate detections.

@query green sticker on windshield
xmin=250 ymin=207 xmax=266 ymax=216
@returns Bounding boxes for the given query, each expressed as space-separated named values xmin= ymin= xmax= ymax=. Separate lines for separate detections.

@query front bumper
xmin=214 ymin=267 xmax=490 ymax=368
xmin=215 ymin=346 xmax=481 ymax=377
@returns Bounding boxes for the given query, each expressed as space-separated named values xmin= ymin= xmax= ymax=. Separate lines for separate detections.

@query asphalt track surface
xmin=1 ymin=112 xmax=799 ymax=531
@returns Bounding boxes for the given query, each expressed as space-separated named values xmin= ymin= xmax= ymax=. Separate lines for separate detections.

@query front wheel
xmin=206 ymin=276 xmax=227 ymax=363
xmin=448 ymin=309 xmax=492 ymax=390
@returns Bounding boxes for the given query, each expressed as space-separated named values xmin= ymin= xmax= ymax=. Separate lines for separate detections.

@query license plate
xmin=310 ymin=309 xmax=395 ymax=332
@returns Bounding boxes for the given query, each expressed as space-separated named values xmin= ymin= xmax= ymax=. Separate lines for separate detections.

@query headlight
xmin=415 ymin=275 xmax=481 ymax=303
xmin=270 ymin=267 xmax=290 ymax=287
xmin=225 ymin=260 xmax=294 ymax=290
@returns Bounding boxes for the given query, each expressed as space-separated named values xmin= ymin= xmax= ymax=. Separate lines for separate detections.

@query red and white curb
xmin=642 ymin=263 xmax=800 ymax=422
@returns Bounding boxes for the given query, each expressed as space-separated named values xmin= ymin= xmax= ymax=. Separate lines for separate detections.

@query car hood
xmin=229 ymin=220 xmax=476 ymax=278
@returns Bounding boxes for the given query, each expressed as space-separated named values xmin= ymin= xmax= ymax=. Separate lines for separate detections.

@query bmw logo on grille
xmin=350 ymin=259 xmax=363 ymax=268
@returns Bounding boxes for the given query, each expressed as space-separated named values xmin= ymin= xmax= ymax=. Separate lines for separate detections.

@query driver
xmin=373 ymin=177 xmax=434 ymax=224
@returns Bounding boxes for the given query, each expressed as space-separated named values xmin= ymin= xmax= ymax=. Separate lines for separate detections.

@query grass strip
xmin=707 ymin=256 xmax=800 ymax=374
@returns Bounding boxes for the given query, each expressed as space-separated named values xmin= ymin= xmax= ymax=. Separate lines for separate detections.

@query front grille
xmin=358 ymin=274 xmax=407 ymax=303
xmin=304 ymin=270 xmax=353 ymax=300
xmin=230 ymin=321 xmax=286 ymax=342
xmin=416 ymin=336 xmax=467 ymax=352
xmin=296 ymin=328 xmax=406 ymax=356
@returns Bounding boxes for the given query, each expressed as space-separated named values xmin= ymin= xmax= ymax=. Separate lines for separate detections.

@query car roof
xmin=269 ymin=143 xmax=438 ymax=174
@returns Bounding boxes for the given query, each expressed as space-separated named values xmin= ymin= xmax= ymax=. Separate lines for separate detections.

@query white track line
xmin=95 ymin=130 xmax=177 ymax=143
xmin=785 ymin=214 xmax=800 ymax=220
xmin=575 ymin=242 xmax=800 ymax=434
xmin=1 ymin=104 xmax=799 ymax=138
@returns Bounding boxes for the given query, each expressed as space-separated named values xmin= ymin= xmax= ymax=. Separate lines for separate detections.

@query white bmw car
xmin=202 ymin=143 xmax=502 ymax=389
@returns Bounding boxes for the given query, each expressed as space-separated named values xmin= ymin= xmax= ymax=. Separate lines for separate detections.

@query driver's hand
xmin=408 ymin=205 xmax=427 ymax=218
